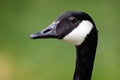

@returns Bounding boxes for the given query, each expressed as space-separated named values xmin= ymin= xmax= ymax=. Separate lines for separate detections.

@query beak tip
xmin=30 ymin=34 xmax=36 ymax=39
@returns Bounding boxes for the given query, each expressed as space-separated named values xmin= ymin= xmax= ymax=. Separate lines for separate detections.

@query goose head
xmin=30 ymin=11 xmax=97 ymax=46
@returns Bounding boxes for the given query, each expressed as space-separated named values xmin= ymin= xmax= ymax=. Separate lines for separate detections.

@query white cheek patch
xmin=63 ymin=20 xmax=93 ymax=46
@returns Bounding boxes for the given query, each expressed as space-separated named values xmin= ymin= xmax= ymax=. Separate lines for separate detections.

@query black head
xmin=30 ymin=11 xmax=97 ymax=46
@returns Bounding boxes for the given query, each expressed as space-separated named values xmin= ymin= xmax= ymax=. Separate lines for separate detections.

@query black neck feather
xmin=73 ymin=28 xmax=98 ymax=80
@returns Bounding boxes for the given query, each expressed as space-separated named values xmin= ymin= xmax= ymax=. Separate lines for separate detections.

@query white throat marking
xmin=63 ymin=20 xmax=93 ymax=46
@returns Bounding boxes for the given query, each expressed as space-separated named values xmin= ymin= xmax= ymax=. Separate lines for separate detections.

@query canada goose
xmin=30 ymin=11 xmax=98 ymax=80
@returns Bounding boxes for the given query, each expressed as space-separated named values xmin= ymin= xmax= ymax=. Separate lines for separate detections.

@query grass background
xmin=0 ymin=0 xmax=120 ymax=80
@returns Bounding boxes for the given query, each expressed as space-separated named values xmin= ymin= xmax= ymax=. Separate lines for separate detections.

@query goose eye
xmin=68 ymin=17 xmax=78 ymax=23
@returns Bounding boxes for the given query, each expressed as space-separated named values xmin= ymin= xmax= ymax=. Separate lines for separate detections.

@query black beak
xmin=30 ymin=21 xmax=59 ymax=39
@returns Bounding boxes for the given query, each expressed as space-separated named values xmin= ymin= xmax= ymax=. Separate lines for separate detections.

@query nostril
xmin=43 ymin=29 xmax=52 ymax=33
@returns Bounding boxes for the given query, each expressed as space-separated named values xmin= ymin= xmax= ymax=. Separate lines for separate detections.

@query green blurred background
xmin=0 ymin=0 xmax=120 ymax=80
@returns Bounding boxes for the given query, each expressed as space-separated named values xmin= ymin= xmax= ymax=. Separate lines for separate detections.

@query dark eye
xmin=68 ymin=17 xmax=78 ymax=23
